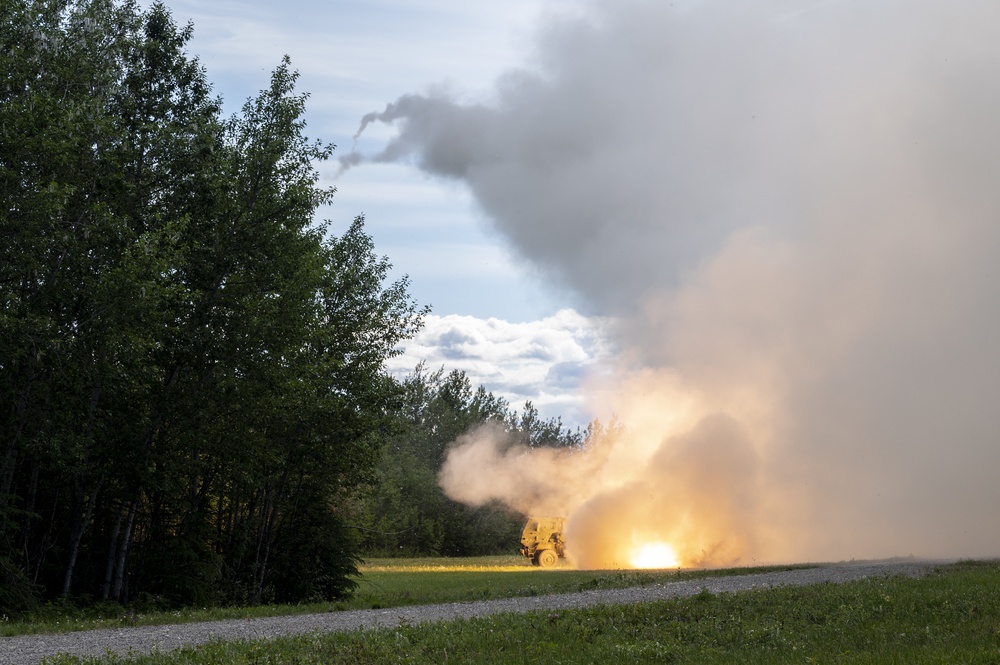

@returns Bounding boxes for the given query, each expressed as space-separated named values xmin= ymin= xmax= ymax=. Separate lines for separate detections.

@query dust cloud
xmin=353 ymin=0 xmax=1000 ymax=566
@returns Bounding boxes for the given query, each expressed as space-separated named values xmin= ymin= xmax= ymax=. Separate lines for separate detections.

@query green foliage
xmin=266 ymin=485 xmax=360 ymax=604
xmin=0 ymin=0 xmax=424 ymax=612
xmin=352 ymin=367 xmax=583 ymax=559
xmin=0 ymin=549 xmax=39 ymax=615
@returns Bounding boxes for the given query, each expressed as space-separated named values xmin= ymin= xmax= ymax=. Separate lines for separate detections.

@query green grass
xmin=40 ymin=560 xmax=1000 ymax=664
xmin=350 ymin=555 xmax=814 ymax=609
xmin=4 ymin=555 xmax=809 ymax=637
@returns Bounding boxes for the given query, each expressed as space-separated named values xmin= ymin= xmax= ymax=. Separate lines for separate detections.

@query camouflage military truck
xmin=519 ymin=516 xmax=565 ymax=567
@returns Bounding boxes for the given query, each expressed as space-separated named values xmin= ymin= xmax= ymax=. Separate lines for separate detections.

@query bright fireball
xmin=630 ymin=542 xmax=680 ymax=569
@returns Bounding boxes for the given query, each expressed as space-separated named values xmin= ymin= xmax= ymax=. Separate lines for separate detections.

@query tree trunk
xmin=61 ymin=384 xmax=103 ymax=597
xmin=252 ymin=490 xmax=273 ymax=603
xmin=112 ymin=496 xmax=139 ymax=602
xmin=61 ymin=475 xmax=102 ymax=597
xmin=101 ymin=508 xmax=124 ymax=600
xmin=0 ymin=379 xmax=33 ymax=506
xmin=20 ymin=461 xmax=40 ymax=578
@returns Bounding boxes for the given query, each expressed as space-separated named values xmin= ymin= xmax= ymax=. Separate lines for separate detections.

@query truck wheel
xmin=537 ymin=549 xmax=558 ymax=567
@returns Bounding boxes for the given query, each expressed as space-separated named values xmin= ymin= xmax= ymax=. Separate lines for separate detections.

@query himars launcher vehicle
xmin=519 ymin=516 xmax=566 ymax=567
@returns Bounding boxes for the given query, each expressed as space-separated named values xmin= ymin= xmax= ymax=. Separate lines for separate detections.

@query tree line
xmin=353 ymin=366 xmax=584 ymax=559
xmin=0 ymin=0 xmax=427 ymax=610
xmin=0 ymin=0 xmax=588 ymax=614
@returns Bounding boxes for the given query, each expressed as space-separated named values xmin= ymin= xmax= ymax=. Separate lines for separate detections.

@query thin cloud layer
xmin=358 ymin=0 xmax=1000 ymax=564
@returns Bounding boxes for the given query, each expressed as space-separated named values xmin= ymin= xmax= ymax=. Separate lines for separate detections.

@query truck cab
xmin=520 ymin=516 xmax=566 ymax=567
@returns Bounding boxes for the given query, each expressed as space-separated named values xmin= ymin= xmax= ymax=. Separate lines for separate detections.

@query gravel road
xmin=0 ymin=560 xmax=938 ymax=665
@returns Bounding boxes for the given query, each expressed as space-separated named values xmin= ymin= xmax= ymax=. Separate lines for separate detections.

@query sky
xmin=159 ymin=0 xmax=601 ymax=424
xmin=160 ymin=0 xmax=1000 ymax=562
xmin=163 ymin=0 xmax=579 ymax=321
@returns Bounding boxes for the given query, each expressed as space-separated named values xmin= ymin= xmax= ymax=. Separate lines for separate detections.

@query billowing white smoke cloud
xmin=349 ymin=0 xmax=1000 ymax=563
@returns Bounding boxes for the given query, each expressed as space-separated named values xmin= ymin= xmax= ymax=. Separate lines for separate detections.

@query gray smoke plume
xmin=353 ymin=0 xmax=1000 ymax=564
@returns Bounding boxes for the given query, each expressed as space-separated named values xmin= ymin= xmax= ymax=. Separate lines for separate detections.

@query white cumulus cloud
xmin=387 ymin=309 xmax=616 ymax=427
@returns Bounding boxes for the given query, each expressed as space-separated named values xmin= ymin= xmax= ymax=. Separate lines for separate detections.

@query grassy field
xmin=38 ymin=559 xmax=1000 ymax=664
xmin=2 ymin=555 xmax=807 ymax=637
xmin=351 ymin=555 xmax=814 ymax=609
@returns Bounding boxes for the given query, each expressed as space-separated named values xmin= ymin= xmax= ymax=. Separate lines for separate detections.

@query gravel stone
xmin=0 ymin=559 xmax=940 ymax=664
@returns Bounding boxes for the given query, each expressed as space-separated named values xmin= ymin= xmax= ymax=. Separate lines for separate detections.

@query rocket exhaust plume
xmin=356 ymin=0 xmax=1000 ymax=566
xmin=440 ymin=407 xmax=760 ymax=568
